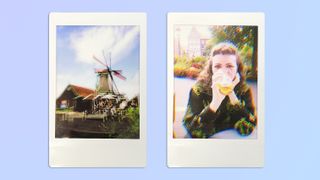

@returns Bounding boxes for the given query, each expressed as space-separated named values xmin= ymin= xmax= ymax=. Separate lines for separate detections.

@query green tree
xmin=207 ymin=26 xmax=258 ymax=80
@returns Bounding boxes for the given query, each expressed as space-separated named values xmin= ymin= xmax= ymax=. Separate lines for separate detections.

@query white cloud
xmin=70 ymin=26 xmax=139 ymax=66
xmin=57 ymin=26 xmax=140 ymax=99
xmin=116 ymin=71 xmax=140 ymax=99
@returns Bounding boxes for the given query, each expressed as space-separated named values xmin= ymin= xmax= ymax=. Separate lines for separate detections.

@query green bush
xmin=191 ymin=56 xmax=207 ymax=64
xmin=174 ymin=56 xmax=207 ymax=79
xmin=186 ymin=67 xmax=201 ymax=79
xmin=124 ymin=107 xmax=140 ymax=138
xmin=174 ymin=66 xmax=187 ymax=77
xmin=99 ymin=107 xmax=140 ymax=139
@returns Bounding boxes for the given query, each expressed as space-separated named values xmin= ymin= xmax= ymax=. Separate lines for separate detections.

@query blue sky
xmin=56 ymin=25 xmax=140 ymax=99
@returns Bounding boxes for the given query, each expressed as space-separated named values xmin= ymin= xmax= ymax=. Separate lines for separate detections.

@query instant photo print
xmin=167 ymin=13 xmax=265 ymax=167
xmin=49 ymin=13 xmax=147 ymax=167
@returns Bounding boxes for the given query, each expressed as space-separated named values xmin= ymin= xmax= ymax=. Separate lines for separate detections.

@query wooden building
xmin=56 ymin=84 xmax=95 ymax=113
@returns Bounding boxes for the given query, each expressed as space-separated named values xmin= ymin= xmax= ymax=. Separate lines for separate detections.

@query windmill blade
xmin=112 ymin=70 xmax=126 ymax=80
xmin=111 ymin=70 xmax=122 ymax=74
xmin=93 ymin=55 xmax=108 ymax=68
xmin=109 ymin=52 xmax=112 ymax=70
xmin=102 ymin=50 xmax=109 ymax=68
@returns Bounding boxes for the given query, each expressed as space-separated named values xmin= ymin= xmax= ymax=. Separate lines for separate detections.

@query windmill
xmin=92 ymin=52 xmax=126 ymax=95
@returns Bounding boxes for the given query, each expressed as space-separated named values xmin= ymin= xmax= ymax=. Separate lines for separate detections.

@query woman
xmin=183 ymin=42 xmax=257 ymax=138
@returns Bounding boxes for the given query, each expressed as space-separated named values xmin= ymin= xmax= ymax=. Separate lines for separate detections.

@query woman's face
xmin=211 ymin=54 xmax=238 ymax=81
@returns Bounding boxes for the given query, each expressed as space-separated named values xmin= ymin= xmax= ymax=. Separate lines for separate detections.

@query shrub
xmin=124 ymin=107 xmax=139 ymax=138
xmin=174 ymin=66 xmax=186 ymax=77
xmin=191 ymin=63 xmax=203 ymax=69
xmin=99 ymin=107 xmax=140 ymax=139
xmin=191 ymin=56 xmax=207 ymax=64
xmin=174 ymin=61 xmax=190 ymax=77
xmin=185 ymin=67 xmax=201 ymax=79
xmin=174 ymin=55 xmax=188 ymax=64
xmin=174 ymin=55 xmax=207 ymax=79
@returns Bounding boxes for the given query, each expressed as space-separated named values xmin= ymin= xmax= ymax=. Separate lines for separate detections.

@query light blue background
xmin=0 ymin=0 xmax=319 ymax=179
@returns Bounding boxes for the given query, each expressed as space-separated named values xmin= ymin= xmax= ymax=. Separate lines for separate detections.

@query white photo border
xmin=49 ymin=13 xmax=147 ymax=167
xmin=167 ymin=12 xmax=265 ymax=167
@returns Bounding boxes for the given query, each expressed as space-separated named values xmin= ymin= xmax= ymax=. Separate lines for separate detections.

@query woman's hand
xmin=209 ymin=73 xmax=226 ymax=112
xmin=228 ymin=73 xmax=240 ymax=105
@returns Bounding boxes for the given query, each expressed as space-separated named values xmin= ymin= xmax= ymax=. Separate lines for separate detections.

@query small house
xmin=56 ymin=84 xmax=95 ymax=113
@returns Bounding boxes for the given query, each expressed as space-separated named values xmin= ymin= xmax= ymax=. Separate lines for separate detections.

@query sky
xmin=174 ymin=25 xmax=212 ymax=51
xmin=56 ymin=26 xmax=140 ymax=99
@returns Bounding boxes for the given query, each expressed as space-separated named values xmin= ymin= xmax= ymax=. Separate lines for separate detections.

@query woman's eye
xmin=214 ymin=65 xmax=221 ymax=69
xmin=226 ymin=65 xmax=234 ymax=68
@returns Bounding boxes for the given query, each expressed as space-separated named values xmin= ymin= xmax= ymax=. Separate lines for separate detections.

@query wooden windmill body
xmin=92 ymin=53 xmax=127 ymax=114
xmin=93 ymin=53 xmax=126 ymax=94
xmin=95 ymin=69 xmax=112 ymax=94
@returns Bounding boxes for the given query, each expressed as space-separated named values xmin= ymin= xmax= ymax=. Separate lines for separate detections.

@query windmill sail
xmin=92 ymin=52 xmax=126 ymax=95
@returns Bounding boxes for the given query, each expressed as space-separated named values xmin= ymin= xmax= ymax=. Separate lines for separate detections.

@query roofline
xmin=56 ymin=84 xmax=95 ymax=100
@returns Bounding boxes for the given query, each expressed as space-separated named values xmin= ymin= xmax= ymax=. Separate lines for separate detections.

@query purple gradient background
xmin=0 ymin=0 xmax=319 ymax=179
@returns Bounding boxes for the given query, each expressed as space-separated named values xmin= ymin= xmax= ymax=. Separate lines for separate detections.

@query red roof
xmin=69 ymin=84 xmax=95 ymax=97
xmin=95 ymin=69 xmax=107 ymax=73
